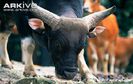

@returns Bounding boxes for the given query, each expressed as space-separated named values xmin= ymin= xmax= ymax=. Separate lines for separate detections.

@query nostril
xmin=55 ymin=66 xmax=78 ymax=80
xmin=64 ymin=70 xmax=77 ymax=79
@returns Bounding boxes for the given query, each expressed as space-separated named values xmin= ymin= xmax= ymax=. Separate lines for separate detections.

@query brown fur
xmin=115 ymin=37 xmax=133 ymax=68
xmin=84 ymin=0 xmax=119 ymax=75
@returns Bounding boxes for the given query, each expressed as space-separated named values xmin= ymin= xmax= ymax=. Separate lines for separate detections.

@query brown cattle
xmin=84 ymin=0 xmax=119 ymax=75
xmin=115 ymin=37 xmax=133 ymax=71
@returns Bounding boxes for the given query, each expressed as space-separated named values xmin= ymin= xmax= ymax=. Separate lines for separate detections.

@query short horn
xmin=30 ymin=2 xmax=60 ymax=29
xmin=82 ymin=6 xmax=116 ymax=31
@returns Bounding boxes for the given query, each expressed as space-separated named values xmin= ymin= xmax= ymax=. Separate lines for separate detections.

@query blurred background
xmin=100 ymin=0 xmax=133 ymax=73
xmin=101 ymin=0 xmax=133 ymax=36
xmin=7 ymin=0 xmax=133 ymax=73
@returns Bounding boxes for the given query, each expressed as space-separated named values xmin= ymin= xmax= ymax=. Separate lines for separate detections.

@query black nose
xmin=55 ymin=66 xmax=78 ymax=80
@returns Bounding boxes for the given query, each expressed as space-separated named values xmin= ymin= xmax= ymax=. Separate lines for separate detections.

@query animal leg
xmin=78 ymin=49 xmax=99 ymax=83
xmin=110 ymin=56 xmax=115 ymax=75
xmin=92 ymin=52 xmax=98 ymax=74
xmin=108 ymin=44 xmax=115 ymax=75
xmin=0 ymin=32 xmax=13 ymax=69
xmin=21 ymin=37 xmax=36 ymax=76
xmin=88 ymin=42 xmax=98 ymax=74
xmin=103 ymin=53 xmax=109 ymax=75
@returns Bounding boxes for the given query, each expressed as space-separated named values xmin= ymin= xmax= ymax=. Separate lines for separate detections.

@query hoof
xmin=72 ymin=73 xmax=81 ymax=81
xmin=1 ymin=63 xmax=13 ymax=69
xmin=23 ymin=70 xmax=37 ymax=77
xmin=83 ymin=73 xmax=99 ymax=84
xmin=103 ymin=72 xmax=108 ymax=76
xmin=84 ymin=77 xmax=98 ymax=84
xmin=110 ymin=72 xmax=114 ymax=76
xmin=23 ymin=65 xmax=37 ymax=77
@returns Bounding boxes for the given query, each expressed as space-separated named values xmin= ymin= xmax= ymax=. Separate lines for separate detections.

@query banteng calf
xmin=84 ymin=0 xmax=119 ymax=75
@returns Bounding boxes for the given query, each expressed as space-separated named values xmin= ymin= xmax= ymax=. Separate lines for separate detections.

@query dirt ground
xmin=0 ymin=61 xmax=133 ymax=84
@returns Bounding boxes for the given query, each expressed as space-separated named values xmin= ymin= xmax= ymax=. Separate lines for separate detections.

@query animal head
xmin=83 ymin=0 xmax=102 ymax=13
xmin=28 ymin=2 xmax=115 ymax=79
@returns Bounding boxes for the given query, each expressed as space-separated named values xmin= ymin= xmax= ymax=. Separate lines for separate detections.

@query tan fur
xmin=21 ymin=37 xmax=36 ymax=76
xmin=78 ymin=49 xmax=98 ymax=83
xmin=0 ymin=32 xmax=13 ymax=69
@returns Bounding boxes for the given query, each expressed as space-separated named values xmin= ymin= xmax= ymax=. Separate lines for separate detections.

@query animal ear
xmin=88 ymin=26 xmax=105 ymax=38
xmin=28 ymin=18 xmax=45 ymax=30
xmin=93 ymin=26 xmax=105 ymax=34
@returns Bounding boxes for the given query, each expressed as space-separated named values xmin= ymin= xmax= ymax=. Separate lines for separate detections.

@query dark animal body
xmin=0 ymin=0 xmax=115 ymax=82
xmin=34 ymin=0 xmax=84 ymax=79
xmin=0 ymin=0 xmax=83 ymax=79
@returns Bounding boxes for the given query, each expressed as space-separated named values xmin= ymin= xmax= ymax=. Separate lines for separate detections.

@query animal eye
xmin=89 ymin=27 xmax=95 ymax=32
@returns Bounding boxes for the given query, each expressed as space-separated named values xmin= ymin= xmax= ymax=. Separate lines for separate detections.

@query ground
xmin=0 ymin=61 xmax=133 ymax=84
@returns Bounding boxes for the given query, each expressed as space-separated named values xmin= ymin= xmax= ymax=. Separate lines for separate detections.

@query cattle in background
xmin=114 ymin=30 xmax=133 ymax=72
xmin=0 ymin=0 xmax=115 ymax=82
xmin=84 ymin=0 xmax=119 ymax=75
xmin=114 ymin=37 xmax=133 ymax=72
